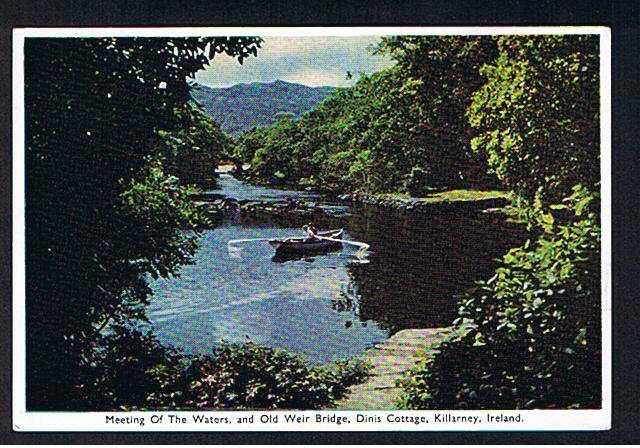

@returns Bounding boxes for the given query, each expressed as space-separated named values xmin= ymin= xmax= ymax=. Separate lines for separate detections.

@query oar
xmin=228 ymin=237 xmax=274 ymax=247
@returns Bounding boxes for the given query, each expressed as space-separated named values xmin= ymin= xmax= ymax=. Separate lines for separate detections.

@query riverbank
xmin=235 ymin=174 xmax=510 ymax=212
xmin=338 ymin=189 xmax=510 ymax=212
xmin=195 ymin=175 xmax=511 ymax=220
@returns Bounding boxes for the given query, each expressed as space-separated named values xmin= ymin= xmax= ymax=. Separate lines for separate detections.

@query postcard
xmin=12 ymin=26 xmax=611 ymax=431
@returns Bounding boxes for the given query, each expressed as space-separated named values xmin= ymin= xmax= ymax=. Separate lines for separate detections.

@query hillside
xmin=191 ymin=80 xmax=337 ymax=137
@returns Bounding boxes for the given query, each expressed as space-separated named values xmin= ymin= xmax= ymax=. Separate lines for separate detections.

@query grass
xmin=377 ymin=189 xmax=509 ymax=204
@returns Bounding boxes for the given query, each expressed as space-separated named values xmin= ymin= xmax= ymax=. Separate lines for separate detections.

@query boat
xmin=228 ymin=227 xmax=368 ymax=263
xmin=268 ymin=229 xmax=344 ymax=255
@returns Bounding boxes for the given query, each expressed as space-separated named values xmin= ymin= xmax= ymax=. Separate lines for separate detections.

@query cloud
xmin=195 ymin=36 xmax=395 ymax=88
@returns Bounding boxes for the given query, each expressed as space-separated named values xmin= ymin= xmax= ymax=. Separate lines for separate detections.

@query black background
xmin=1 ymin=0 xmax=638 ymax=444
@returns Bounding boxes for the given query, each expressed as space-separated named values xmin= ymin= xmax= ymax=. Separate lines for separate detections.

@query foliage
xmin=238 ymin=69 xmax=430 ymax=192
xmin=399 ymin=186 xmax=600 ymax=409
xmin=377 ymin=35 xmax=500 ymax=188
xmin=403 ymin=166 xmax=433 ymax=196
xmin=161 ymin=343 xmax=371 ymax=410
xmin=118 ymin=157 xmax=208 ymax=281
xmin=467 ymin=35 xmax=600 ymax=203
xmin=399 ymin=35 xmax=601 ymax=410
xmin=25 ymin=32 xmax=602 ymax=412
xmin=25 ymin=36 xmax=261 ymax=410
xmin=77 ymin=333 xmax=371 ymax=411
xmin=160 ymin=105 xmax=235 ymax=187
xmin=237 ymin=36 xmax=502 ymax=194
xmin=242 ymin=115 xmax=304 ymax=186
xmin=74 ymin=324 xmax=187 ymax=411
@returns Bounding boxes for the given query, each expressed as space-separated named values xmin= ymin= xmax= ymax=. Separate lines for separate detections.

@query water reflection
xmin=147 ymin=224 xmax=385 ymax=365
xmin=147 ymin=175 xmax=527 ymax=363
xmin=271 ymin=244 xmax=343 ymax=263
xmin=342 ymin=205 xmax=527 ymax=332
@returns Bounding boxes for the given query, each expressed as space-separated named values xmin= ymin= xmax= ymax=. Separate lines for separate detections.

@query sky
xmin=195 ymin=36 xmax=395 ymax=88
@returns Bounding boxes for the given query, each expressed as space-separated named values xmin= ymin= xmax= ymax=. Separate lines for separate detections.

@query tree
xmin=237 ymin=36 xmax=501 ymax=195
xmin=467 ymin=35 xmax=600 ymax=203
xmin=377 ymin=35 xmax=500 ymax=189
xmin=400 ymin=35 xmax=601 ymax=410
xmin=161 ymin=105 xmax=234 ymax=187
xmin=25 ymin=36 xmax=261 ymax=409
xmin=239 ymin=68 xmax=433 ymax=193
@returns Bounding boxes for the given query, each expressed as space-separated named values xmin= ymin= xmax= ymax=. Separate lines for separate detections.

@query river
xmin=147 ymin=174 xmax=526 ymax=364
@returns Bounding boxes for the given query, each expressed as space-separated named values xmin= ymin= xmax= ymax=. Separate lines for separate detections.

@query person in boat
xmin=302 ymin=223 xmax=319 ymax=239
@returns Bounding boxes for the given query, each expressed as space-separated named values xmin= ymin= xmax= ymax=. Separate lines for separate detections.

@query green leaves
xmin=238 ymin=36 xmax=501 ymax=194
xmin=207 ymin=36 xmax=262 ymax=65
xmin=154 ymin=342 xmax=371 ymax=410
xmin=118 ymin=156 xmax=206 ymax=280
xmin=25 ymin=36 xmax=264 ymax=409
xmin=160 ymin=105 xmax=233 ymax=187
xmin=467 ymin=35 xmax=600 ymax=204
xmin=398 ymin=35 xmax=601 ymax=411
xmin=400 ymin=184 xmax=600 ymax=410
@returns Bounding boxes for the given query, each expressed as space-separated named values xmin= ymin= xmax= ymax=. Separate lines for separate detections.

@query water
xmin=147 ymin=174 xmax=526 ymax=364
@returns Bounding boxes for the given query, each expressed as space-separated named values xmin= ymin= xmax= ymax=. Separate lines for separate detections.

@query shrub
xmin=323 ymin=357 xmax=373 ymax=398
xmin=399 ymin=185 xmax=601 ymax=409
xmin=154 ymin=342 xmax=372 ymax=410
xmin=78 ymin=333 xmax=371 ymax=411
xmin=74 ymin=325 xmax=187 ymax=411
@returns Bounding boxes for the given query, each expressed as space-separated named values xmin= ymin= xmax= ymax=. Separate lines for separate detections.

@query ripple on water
xmin=147 ymin=223 xmax=387 ymax=364
xmin=147 ymin=174 xmax=528 ymax=364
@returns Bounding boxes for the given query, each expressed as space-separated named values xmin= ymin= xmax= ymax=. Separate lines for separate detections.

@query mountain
xmin=191 ymin=80 xmax=337 ymax=137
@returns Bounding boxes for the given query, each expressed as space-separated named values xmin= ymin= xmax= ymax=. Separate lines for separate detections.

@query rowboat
xmin=228 ymin=227 xmax=368 ymax=262
xmin=268 ymin=229 xmax=344 ymax=255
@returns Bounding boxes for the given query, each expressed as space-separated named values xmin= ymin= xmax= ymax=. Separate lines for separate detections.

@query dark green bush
xmin=78 ymin=333 xmax=371 ymax=411
xmin=74 ymin=325 xmax=187 ymax=411
xmin=171 ymin=343 xmax=371 ymax=410
xmin=324 ymin=358 xmax=373 ymax=398
xmin=399 ymin=185 xmax=601 ymax=409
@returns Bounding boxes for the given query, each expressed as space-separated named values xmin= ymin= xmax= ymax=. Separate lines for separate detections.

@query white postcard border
xmin=12 ymin=26 xmax=612 ymax=432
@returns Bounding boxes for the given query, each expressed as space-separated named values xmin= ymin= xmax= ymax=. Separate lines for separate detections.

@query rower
xmin=302 ymin=223 xmax=319 ymax=239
